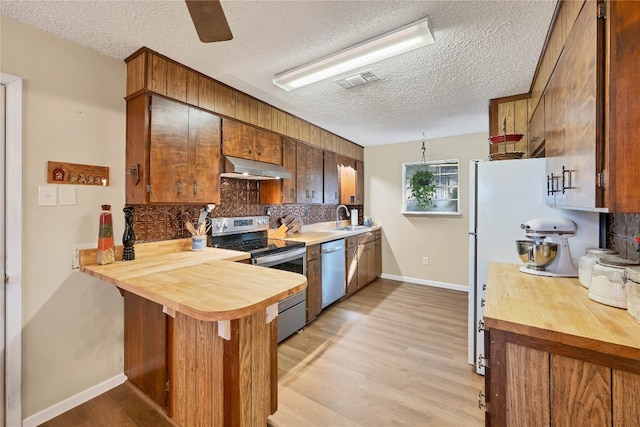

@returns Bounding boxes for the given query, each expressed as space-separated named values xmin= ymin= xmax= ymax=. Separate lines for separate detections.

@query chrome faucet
xmin=336 ymin=204 xmax=350 ymax=227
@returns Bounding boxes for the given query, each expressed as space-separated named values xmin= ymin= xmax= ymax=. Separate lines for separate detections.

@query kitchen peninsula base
xmin=80 ymin=240 xmax=306 ymax=427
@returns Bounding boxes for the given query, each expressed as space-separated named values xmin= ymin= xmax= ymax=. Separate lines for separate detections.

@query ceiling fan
xmin=185 ymin=0 xmax=233 ymax=42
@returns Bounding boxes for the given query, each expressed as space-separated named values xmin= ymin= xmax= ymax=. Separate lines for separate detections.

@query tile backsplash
xmin=130 ymin=177 xmax=363 ymax=242
xmin=607 ymin=213 xmax=640 ymax=262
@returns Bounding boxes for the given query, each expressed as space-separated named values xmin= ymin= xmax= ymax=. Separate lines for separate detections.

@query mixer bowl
xmin=516 ymin=240 xmax=558 ymax=270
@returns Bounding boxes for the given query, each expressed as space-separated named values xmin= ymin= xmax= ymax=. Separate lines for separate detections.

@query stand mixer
xmin=516 ymin=218 xmax=578 ymax=277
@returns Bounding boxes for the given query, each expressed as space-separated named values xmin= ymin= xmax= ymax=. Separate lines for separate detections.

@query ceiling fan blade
xmin=185 ymin=0 xmax=233 ymax=43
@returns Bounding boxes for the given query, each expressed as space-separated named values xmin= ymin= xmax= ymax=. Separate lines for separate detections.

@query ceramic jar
xmin=578 ymin=248 xmax=618 ymax=288
xmin=623 ymin=266 xmax=640 ymax=322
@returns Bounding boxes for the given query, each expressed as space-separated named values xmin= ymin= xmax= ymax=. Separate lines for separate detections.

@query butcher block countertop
xmin=80 ymin=243 xmax=307 ymax=322
xmin=484 ymin=262 xmax=640 ymax=361
xmin=278 ymin=225 xmax=382 ymax=246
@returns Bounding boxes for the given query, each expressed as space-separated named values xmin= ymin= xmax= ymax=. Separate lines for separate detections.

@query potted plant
xmin=410 ymin=167 xmax=436 ymax=209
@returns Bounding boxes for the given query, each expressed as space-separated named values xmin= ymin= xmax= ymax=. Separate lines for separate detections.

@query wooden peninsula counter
xmin=80 ymin=239 xmax=307 ymax=427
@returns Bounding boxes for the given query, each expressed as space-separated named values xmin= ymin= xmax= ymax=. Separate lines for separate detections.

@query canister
xmin=578 ymin=248 xmax=618 ymax=288
xmin=588 ymin=256 xmax=640 ymax=309
xmin=623 ymin=266 xmax=640 ymax=322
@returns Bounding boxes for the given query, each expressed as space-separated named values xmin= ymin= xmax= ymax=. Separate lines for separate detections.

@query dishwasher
xmin=321 ymin=239 xmax=346 ymax=308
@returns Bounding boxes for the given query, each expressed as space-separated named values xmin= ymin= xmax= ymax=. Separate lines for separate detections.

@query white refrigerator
xmin=467 ymin=158 xmax=600 ymax=375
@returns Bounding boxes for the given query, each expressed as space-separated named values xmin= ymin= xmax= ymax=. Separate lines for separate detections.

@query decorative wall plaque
xmin=47 ymin=161 xmax=110 ymax=186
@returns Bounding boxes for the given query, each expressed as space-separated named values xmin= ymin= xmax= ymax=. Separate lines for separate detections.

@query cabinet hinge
xmin=477 ymin=354 xmax=490 ymax=369
xmin=4 ymin=274 xmax=8 ymax=285
xmin=598 ymin=2 xmax=606 ymax=19
xmin=146 ymin=184 xmax=151 ymax=193
xmin=597 ymin=172 xmax=605 ymax=188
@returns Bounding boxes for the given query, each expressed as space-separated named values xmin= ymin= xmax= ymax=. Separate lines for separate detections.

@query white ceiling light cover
xmin=273 ymin=16 xmax=434 ymax=91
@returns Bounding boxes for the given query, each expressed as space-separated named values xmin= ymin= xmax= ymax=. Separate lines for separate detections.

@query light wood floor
xmin=40 ymin=279 xmax=484 ymax=426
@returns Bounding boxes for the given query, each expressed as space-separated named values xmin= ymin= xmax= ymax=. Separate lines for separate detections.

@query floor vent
xmin=335 ymin=70 xmax=380 ymax=89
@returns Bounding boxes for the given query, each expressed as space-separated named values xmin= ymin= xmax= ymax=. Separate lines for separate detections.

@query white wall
xmin=1 ymin=17 xmax=126 ymax=419
xmin=365 ymin=133 xmax=487 ymax=288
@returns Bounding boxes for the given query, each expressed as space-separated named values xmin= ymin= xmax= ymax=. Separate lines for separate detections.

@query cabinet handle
xmin=306 ymin=189 xmax=310 ymax=198
xmin=177 ymin=180 xmax=183 ymax=194
xmin=478 ymin=390 xmax=487 ymax=409
xmin=561 ymin=165 xmax=574 ymax=193
xmin=311 ymin=190 xmax=316 ymax=199
xmin=334 ymin=192 xmax=338 ymax=199
xmin=257 ymin=150 xmax=262 ymax=156
xmin=477 ymin=319 xmax=485 ymax=333
xmin=547 ymin=173 xmax=561 ymax=195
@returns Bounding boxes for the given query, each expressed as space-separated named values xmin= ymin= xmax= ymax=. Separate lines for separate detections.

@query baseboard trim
xmin=380 ymin=273 xmax=468 ymax=293
xmin=22 ymin=373 xmax=127 ymax=427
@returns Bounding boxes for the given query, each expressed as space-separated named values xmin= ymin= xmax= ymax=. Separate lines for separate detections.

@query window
xmin=402 ymin=159 xmax=460 ymax=215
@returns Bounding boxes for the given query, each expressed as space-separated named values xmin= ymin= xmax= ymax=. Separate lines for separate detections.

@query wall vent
xmin=335 ymin=70 xmax=380 ymax=89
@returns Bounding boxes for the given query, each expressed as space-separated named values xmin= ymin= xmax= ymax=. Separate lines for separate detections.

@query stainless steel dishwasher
xmin=321 ymin=239 xmax=346 ymax=308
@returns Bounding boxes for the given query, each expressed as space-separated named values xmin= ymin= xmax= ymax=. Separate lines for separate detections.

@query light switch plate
xmin=59 ymin=186 xmax=77 ymax=206
xmin=38 ymin=186 xmax=57 ymax=206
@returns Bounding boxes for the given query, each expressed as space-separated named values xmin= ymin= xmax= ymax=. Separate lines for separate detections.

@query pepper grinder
xmin=122 ymin=206 xmax=136 ymax=261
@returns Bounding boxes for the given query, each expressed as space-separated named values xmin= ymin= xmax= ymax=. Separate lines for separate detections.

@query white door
xmin=1 ymin=82 xmax=6 ymax=427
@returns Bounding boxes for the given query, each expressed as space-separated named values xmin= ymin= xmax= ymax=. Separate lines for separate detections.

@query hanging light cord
xmin=421 ymin=132 xmax=427 ymax=163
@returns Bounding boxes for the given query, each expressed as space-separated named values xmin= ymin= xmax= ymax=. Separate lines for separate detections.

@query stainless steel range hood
xmin=220 ymin=156 xmax=291 ymax=180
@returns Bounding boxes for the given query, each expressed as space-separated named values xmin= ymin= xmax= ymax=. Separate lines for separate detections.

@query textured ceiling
xmin=1 ymin=0 xmax=557 ymax=146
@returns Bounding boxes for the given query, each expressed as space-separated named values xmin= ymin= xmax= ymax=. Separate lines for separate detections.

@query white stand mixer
xmin=518 ymin=218 xmax=578 ymax=277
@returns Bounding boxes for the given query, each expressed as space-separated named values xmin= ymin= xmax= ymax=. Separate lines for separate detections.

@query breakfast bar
xmin=80 ymin=240 xmax=307 ymax=427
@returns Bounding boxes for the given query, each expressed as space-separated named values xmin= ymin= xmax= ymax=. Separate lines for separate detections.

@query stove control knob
xmin=215 ymin=221 xmax=223 ymax=230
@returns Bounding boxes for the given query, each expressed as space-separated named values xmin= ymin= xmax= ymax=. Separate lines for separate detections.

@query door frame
xmin=2 ymin=73 xmax=23 ymax=427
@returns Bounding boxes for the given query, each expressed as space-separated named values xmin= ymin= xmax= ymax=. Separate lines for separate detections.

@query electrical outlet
xmin=422 ymin=257 xmax=429 ymax=266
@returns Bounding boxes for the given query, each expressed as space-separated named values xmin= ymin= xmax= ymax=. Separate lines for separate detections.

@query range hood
xmin=221 ymin=156 xmax=292 ymax=180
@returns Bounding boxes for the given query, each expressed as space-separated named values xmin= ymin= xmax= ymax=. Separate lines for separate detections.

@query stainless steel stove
xmin=209 ymin=216 xmax=307 ymax=342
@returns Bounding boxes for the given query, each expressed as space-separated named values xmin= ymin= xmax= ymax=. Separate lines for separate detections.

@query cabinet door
xmin=346 ymin=246 xmax=358 ymax=296
xmin=296 ymin=143 xmax=323 ymax=204
xmin=528 ymin=98 xmax=545 ymax=158
xmin=338 ymin=157 xmax=356 ymax=204
xmin=254 ymin=128 xmax=282 ymax=165
xmin=306 ymin=254 xmax=322 ymax=321
xmin=281 ymin=138 xmax=297 ymax=203
xmin=149 ymin=96 xmax=190 ymax=203
xmin=124 ymin=291 xmax=168 ymax=409
xmin=505 ymin=342 xmax=549 ymax=426
xmin=613 ymin=370 xmax=640 ymax=427
xmin=374 ymin=236 xmax=382 ymax=278
xmin=323 ymin=150 xmax=339 ymax=204
xmin=551 ymin=354 xmax=611 ymax=426
xmin=545 ymin=0 xmax=601 ymax=208
xmin=188 ymin=108 xmax=221 ymax=204
xmin=355 ymin=160 xmax=365 ymax=205
xmin=222 ymin=119 xmax=255 ymax=159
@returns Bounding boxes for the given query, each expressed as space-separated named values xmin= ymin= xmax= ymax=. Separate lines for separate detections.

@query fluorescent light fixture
xmin=273 ymin=16 xmax=433 ymax=91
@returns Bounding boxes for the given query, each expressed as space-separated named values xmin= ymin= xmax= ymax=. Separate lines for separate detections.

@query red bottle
xmin=97 ymin=204 xmax=115 ymax=265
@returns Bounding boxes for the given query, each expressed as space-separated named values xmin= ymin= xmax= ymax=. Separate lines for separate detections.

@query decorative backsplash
xmin=130 ymin=177 xmax=363 ymax=242
xmin=607 ymin=213 xmax=640 ymax=262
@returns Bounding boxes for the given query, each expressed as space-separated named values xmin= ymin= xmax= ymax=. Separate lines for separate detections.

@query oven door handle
xmin=252 ymin=247 xmax=307 ymax=267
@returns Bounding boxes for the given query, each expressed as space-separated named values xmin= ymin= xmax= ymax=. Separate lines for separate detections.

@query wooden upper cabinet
xmin=188 ymin=108 xmax=221 ymax=204
xmin=214 ymin=82 xmax=236 ymax=118
xmin=149 ymin=96 xmax=190 ymax=203
xmin=126 ymin=94 xmax=220 ymax=205
xmin=198 ymin=75 xmax=215 ymax=111
xmin=236 ymin=92 xmax=258 ymax=125
xmin=281 ymin=138 xmax=297 ymax=203
xmin=222 ymin=119 xmax=282 ymax=165
xmin=355 ymin=160 xmax=364 ymax=204
xmin=528 ymin=98 xmax=545 ymax=158
xmin=545 ymin=0 xmax=600 ymax=209
xmin=257 ymin=102 xmax=273 ymax=130
xmin=148 ymin=52 xmax=167 ymax=95
xmin=323 ymin=150 xmax=339 ymax=204
xmin=166 ymin=61 xmax=187 ymax=102
xmin=296 ymin=142 xmax=323 ymax=204
xmin=186 ymin=69 xmax=199 ymax=106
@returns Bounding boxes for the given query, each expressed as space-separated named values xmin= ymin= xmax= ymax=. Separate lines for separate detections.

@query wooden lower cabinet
xmin=306 ymin=244 xmax=322 ymax=321
xmin=345 ymin=230 xmax=382 ymax=297
xmin=123 ymin=290 xmax=278 ymax=426
xmin=484 ymin=329 xmax=640 ymax=427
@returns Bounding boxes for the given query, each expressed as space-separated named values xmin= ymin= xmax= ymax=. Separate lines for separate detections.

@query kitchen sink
xmin=333 ymin=225 xmax=370 ymax=231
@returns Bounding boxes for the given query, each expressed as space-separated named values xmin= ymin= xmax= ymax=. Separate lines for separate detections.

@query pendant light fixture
xmin=273 ymin=16 xmax=434 ymax=91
